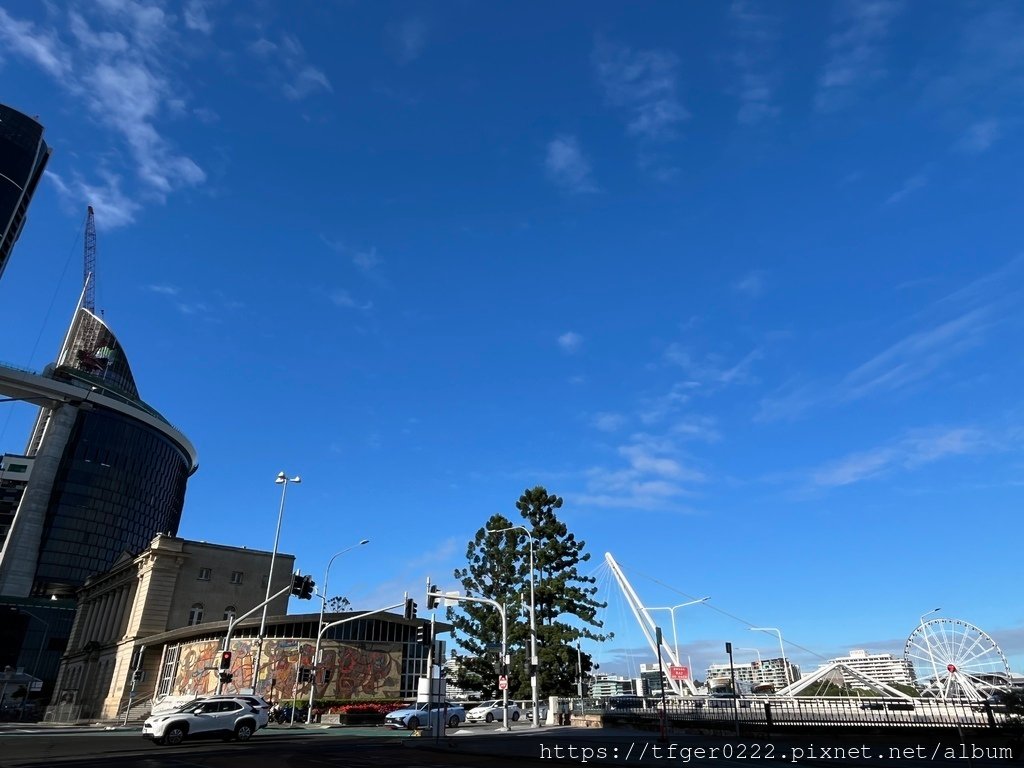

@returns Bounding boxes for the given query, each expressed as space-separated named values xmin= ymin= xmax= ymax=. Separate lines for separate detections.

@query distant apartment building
xmin=0 ymin=102 xmax=51 ymax=282
xmin=823 ymin=649 xmax=915 ymax=688
xmin=705 ymin=657 xmax=800 ymax=693
xmin=591 ymin=674 xmax=637 ymax=697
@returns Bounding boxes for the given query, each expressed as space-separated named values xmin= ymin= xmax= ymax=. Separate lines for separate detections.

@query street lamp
xmin=307 ymin=539 xmax=369 ymax=723
xmin=749 ymin=627 xmax=790 ymax=691
xmin=919 ymin=607 xmax=942 ymax=691
xmin=486 ymin=524 xmax=539 ymax=729
xmin=645 ymin=597 xmax=710 ymax=666
xmin=253 ymin=471 xmax=300 ymax=695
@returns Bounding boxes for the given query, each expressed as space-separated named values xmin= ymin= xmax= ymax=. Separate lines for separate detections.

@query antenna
xmin=84 ymin=206 xmax=96 ymax=312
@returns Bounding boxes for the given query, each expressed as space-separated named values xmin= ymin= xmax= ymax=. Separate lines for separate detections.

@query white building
xmin=822 ymin=649 xmax=915 ymax=688
xmin=705 ymin=657 xmax=799 ymax=693
xmin=591 ymin=674 xmax=636 ymax=697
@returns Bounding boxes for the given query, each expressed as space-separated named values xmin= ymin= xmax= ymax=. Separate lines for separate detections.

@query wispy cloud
xmin=885 ymin=172 xmax=927 ymax=205
xmin=544 ymin=136 xmax=598 ymax=194
xmin=842 ymin=308 xmax=991 ymax=399
xmin=387 ymin=17 xmax=428 ymax=64
xmin=733 ymin=269 xmax=767 ymax=297
xmin=816 ymin=0 xmax=903 ymax=112
xmin=810 ymin=427 xmax=988 ymax=488
xmin=249 ymin=34 xmax=332 ymax=101
xmin=592 ymin=412 xmax=626 ymax=432
xmin=183 ymin=0 xmax=213 ymax=34
xmin=557 ymin=331 xmax=584 ymax=353
xmin=730 ymin=1 xmax=781 ymax=125
xmin=663 ymin=345 xmax=762 ymax=390
xmin=145 ymin=284 xmax=179 ymax=296
xmin=577 ymin=433 xmax=705 ymax=511
xmin=956 ymin=119 xmax=1001 ymax=154
xmin=0 ymin=3 xmax=209 ymax=227
xmin=593 ymin=38 xmax=689 ymax=141
xmin=330 ymin=290 xmax=373 ymax=311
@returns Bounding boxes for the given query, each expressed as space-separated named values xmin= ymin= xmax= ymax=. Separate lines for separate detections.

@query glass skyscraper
xmin=0 ymin=103 xmax=51 ymax=282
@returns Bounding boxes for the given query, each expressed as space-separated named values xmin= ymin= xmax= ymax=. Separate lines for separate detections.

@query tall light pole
xmin=307 ymin=539 xmax=369 ymax=723
xmin=486 ymin=524 xmax=539 ymax=729
xmin=253 ymin=471 xmax=300 ymax=695
xmin=645 ymin=597 xmax=710 ymax=666
xmin=738 ymin=647 xmax=762 ymax=686
xmin=749 ymin=627 xmax=790 ymax=691
xmin=918 ymin=607 xmax=942 ymax=691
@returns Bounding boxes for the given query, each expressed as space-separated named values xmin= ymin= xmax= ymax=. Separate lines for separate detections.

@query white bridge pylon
xmin=605 ymin=552 xmax=699 ymax=696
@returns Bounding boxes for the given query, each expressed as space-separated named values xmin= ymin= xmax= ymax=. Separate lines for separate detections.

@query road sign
xmin=498 ymin=675 xmax=508 ymax=690
xmin=669 ymin=665 xmax=689 ymax=681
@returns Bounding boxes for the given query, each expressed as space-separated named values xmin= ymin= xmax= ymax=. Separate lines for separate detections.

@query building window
xmin=4 ymin=463 xmax=27 ymax=473
xmin=230 ymin=571 xmax=243 ymax=585
xmin=197 ymin=567 xmax=211 ymax=581
xmin=223 ymin=606 xmax=236 ymax=622
xmin=187 ymin=603 xmax=204 ymax=625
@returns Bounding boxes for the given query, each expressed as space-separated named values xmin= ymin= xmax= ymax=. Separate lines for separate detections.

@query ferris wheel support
xmin=604 ymin=553 xmax=698 ymax=696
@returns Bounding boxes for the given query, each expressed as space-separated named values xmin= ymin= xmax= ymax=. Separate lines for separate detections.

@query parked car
xmin=384 ymin=701 xmax=466 ymax=730
xmin=142 ymin=697 xmax=262 ymax=746
xmin=466 ymin=699 xmax=521 ymax=723
xmin=526 ymin=702 xmax=549 ymax=721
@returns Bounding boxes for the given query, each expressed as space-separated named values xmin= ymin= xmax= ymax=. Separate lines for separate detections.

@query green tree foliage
xmin=449 ymin=487 xmax=609 ymax=699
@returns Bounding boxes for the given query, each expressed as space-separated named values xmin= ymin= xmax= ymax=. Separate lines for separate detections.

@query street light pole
xmin=253 ymin=471 xmax=300 ymax=695
xmin=749 ymin=627 xmax=790 ymax=692
xmin=645 ymin=597 xmax=710 ymax=665
xmin=486 ymin=525 xmax=539 ymax=729
xmin=307 ymin=539 xmax=369 ymax=723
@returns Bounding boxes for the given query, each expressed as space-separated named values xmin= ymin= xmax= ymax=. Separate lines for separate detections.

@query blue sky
xmin=1 ymin=0 xmax=1023 ymax=681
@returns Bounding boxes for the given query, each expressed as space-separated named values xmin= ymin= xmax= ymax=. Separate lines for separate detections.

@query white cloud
xmin=663 ymin=345 xmax=762 ymax=389
xmin=545 ymin=136 xmax=598 ymax=194
xmin=885 ymin=173 xmax=927 ymax=205
xmin=957 ymin=120 xmax=1001 ymax=154
xmin=146 ymin=284 xmax=179 ymax=296
xmin=388 ymin=17 xmax=428 ymax=64
xmin=816 ymin=0 xmax=903 ymax=112
xmin=352 ymin=247 xmax=381 ymax=272
xmin=183 ymin=0 xmax=213 ymax=34
xmin=593 ymin=39 xmax=689 ymax=141
xmin=0 ymin=7 xmax=72 ymax=78
xmin=730 ymin=1 xmax=781 ymax=125
xmin=592 ymin=412 xmax=626 ymax=432
xmin=330 ymin=290 xmax=373 ymax=311
xmin=811 ymin=427 xmax=987 ymax=488
xmin=47 ymin=170 xmax=142 ymax=229
xmin=733 ymin=269 xmax=767 ymax=297
xmin=557 ymin=331 xmax=584 ymax=353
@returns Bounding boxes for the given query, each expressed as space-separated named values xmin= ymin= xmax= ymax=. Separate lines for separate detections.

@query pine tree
xmin=449 ymin=487 xmax=608 ymax=699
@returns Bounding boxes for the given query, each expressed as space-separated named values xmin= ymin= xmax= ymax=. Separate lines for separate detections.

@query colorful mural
xmin=169 ymin=637 xmax=401 ymax=700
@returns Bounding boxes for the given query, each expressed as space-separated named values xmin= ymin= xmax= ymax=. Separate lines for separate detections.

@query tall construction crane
xmin=83 ymin=205 xmax=96 ymax=312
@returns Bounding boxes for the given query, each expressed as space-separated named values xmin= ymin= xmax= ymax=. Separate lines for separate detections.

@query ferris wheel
xmin=903 ymin=618 xmax=1011 ymax=700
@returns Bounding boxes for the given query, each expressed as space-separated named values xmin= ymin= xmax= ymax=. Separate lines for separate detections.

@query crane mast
xmin=84 ymin=205 xmax=96 ymax=312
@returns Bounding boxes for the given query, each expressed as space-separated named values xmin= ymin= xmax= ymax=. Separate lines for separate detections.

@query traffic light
xmin=220 ymin=650 xmax=232 ymax=670
xmin=404 ymin=598 xmax=417 ymax=620
xmin=219 ymin=671 xmax=233 ymax=684
xmin=298 ymin=667 xmax=312 ymax=683
xmin=415 ymin=624 xmax=432 ymax=646
xmin=322 ymin=669 xmax=332 ymax=685
xmin=292 ymin=573 xmax=316 ymax=600
xmin=426 ymin=585 xmax=441 ymax=610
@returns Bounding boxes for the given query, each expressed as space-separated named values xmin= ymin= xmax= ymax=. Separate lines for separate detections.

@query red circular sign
xmin=947 ymin=664 xmax=957 ymax=672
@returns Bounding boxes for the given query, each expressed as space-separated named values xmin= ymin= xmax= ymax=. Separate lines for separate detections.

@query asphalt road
xmin=0 ymin=725 xmax=551 ymax=768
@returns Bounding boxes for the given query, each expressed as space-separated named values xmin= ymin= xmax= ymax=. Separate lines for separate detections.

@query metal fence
xmin=564 ymin=696 xmax=1017 ymax=734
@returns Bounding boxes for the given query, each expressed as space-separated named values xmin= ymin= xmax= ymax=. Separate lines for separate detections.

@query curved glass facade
xmin=32 ymin=408 xmax=190 ymax=596
xmin=0 ymin=103 xmax=50 ymax=281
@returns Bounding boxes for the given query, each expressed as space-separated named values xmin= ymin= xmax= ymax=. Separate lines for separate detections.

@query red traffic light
xmin=220 ymin=651 xmax=232 ymax=670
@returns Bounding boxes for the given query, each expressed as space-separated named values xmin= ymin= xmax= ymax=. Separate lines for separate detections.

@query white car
xmin=142 ymin=697 xmax=261 ymax=746
xmin=466 ymin=699 xmax=521 ymax=723
xmin=384 ymin=701 xmax=466 ymax=730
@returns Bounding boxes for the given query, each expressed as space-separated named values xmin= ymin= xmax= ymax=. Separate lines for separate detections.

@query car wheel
xmin=448 ymin=715 xmax=460 ymax=728
xmin=163 ymin=725 xmax=186 ymax=746
xmin=235 ymin=722 xmax=254 ymax=742
xmin=407 ymin=716 xmax=420 ymax=730
xmin=512 ymin=711 xmax=520 ymax=722
xmin=485 ymin=712 xmax=493 ymax=723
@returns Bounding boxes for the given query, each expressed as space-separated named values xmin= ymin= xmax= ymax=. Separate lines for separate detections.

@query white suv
xmin=195 ymin=694 xmax=271 ymax=729
xmin=142 ymin=698 xmax=261 ymax=746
